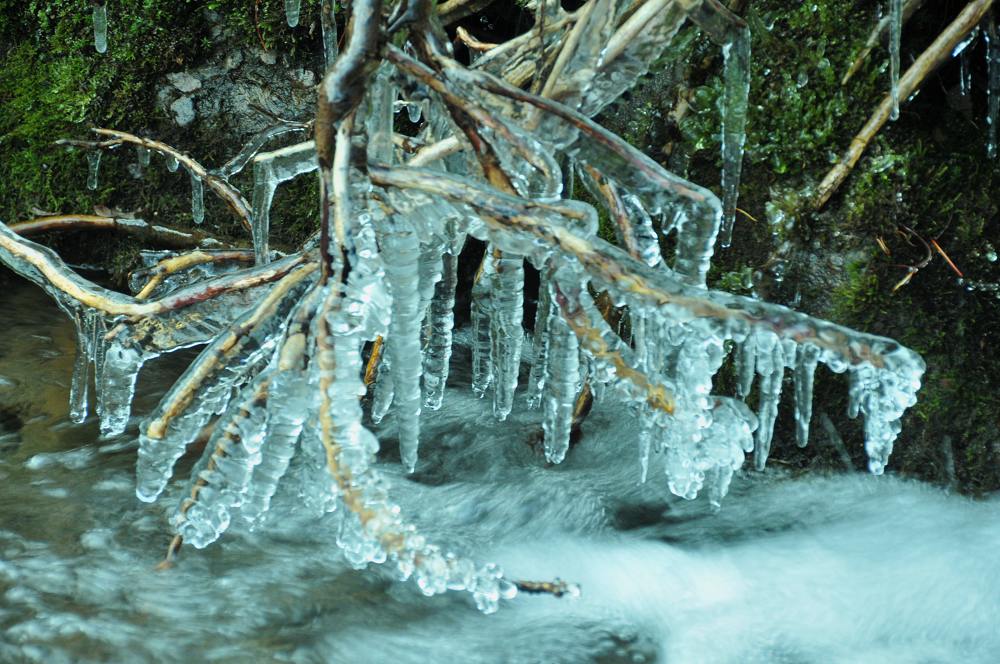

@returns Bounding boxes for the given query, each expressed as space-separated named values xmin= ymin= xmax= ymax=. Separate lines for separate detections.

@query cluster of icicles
xmin=16 ymin=0 xmax=925 ymax=613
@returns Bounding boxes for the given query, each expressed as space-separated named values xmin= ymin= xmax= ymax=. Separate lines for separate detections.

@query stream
xmin=0 ymin=276 xmax=997 ymax=663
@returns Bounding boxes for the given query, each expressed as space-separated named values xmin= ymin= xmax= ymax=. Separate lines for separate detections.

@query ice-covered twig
xmin=437 ymin=0 xmax=499 ymax=25
xmin=57 ymin=129 xmax=254 ymax=232
xmin=10 ymin=215 xmax=226 ymax=251
xmin=513 ymin=578 xmax=581 ymax=598
xmin=552 ymin=280 xmax=676 ymax=417
xmin=316 ymin=0 xmax=383 ymax=275
xmin=132 ymin=250 xmax=256 ymax=300
xmin=0 ymin=220 xmax=307 ymax=316
xmin=369 ymin=164 xmax=919 ymax=374
xmin=815 ymin=0 xmax=995 ymax=209
xmin=455 ymin=26 xmax=499 ymax=52
xmin=141 ymin=263 xmax=317 ymax=441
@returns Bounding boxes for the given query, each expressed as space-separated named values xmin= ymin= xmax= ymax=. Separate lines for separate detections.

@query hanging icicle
xmin=92 ymin=4 xmax=108 ymax=54
xmin=889 ymin=0 xmax=903 ymax=121
xmin=284 ymin=0 xmax=301 ymax=27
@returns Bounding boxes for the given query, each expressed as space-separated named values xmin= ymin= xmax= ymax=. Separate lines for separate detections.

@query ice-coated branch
xmin=57 ymin=129 xmax=254 ymax=232
xmin=10 ymin=214 xmax=227 ymax=251
xmin=132 ymin=250 xmax=256 ymax=300
xmin=552 ymin=280 xmax=676 ymax=418
xmin=0 ymin=220 xmax=308 ymax=316
xmin=316 ymin=0 xmax=383 ymax=276
xmin=141 ymin=263 xmax=317 ymax=442
xmin=368 ymin=164 xmax=921 ymax=376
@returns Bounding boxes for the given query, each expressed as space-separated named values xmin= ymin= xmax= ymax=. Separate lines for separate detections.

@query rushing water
xmin=0 ymin=276 xmax=997 ymax=663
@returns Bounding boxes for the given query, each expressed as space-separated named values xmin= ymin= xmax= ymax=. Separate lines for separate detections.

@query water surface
xmin=0 ymin=277 xmax=997 ymax=663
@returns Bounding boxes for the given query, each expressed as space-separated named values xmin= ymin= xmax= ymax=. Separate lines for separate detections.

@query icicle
xmin=215 ymin=125 xmax=306 ymax=180
xmin=69 ymin=309 xmax=90 ymax=423
xmin=190 ymin=171 xmax=205 ymax=224
xmin=291 ymin=427 xmax=341 ymax=518
xmin=86 ymin=151 xmax=101 ymax=191
xmin=92 ymin=4 xmax=107 ymax=54
xmin=541 ymin=311 xmax=578 ymax=464
xmin=752 ymin=334 xmax=784 ymax=471
xmin=320 ymin=0 xmax=339 ymax=70
xmin=241 ymin=374 xmax=306 ymax=526
xmin=250 ymin=141 xmax=320 ymax=265
xmin=490 ymin=253 xmax=525 ymax=421
xmin=406 ymin=101 xmax=423 ymax=124
xmin=98 ymin=341 xmax=146 ymax=437
xmin=379 ymin=219 xmax=423 ymax=472
xmin=284 ymin=0 xmax=301 ymax=27
xmin=793 ymin=343 xmax=820 ymax=448
xmin=987 ymin=21 xmax=1000 ymax=159
xmin=889 ymin=0 xmax=902 ymax=121
xmin=718 ymin=26 xmax=751 ymax=247
xmin=960 ymin=50 xmax=972 ymax=97
xmin=471 ymin=250 xmax=495 ymax=398
xmin=637 ymin=419 xmax=652 ymax=482
xmin=525 ymin=272 xmax=553 ymax=409
xmin=423 ymin=248 xmax=460 ymax=410
xmin=165 ymin=154 xmax=179 ymax=172
xmin=734 ymin=333 xmax=756 ymax=399
xmin=251 ymin=163 xmax=275 ymax=265
xmin=371 ymin=352 xmax=394 ymax=423
xmin=136 ymin=145 xmax=151 ymax=169
xmin=88 ymin=310 xmax=107 ymax=418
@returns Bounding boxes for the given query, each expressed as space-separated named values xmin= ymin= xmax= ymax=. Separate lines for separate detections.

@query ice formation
xmin=92 ymin=4 xmax=107 ymax=54
xmin=285 ymin=0 xmax=301 ymax=28
xmin=889 ymin=0 xmax=902 ymax=120
xmin=0 ymin=0 xmax=927 ymax=614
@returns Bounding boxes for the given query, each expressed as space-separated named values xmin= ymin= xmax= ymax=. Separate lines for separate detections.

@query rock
xmin=225 ymin=49 xmax=243 ymax=70
xmin=166 ymin=72 xmax=202 ymax=93
xmin=292 ymin=68 xmax=316 ymax=88
xmin=170 ymin=96 xmax=196 ymax=126
xmin=259 ymin=50 xmax=277 ymax=65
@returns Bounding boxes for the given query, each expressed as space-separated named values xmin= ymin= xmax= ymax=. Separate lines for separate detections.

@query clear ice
xmin=285 ymin=0 xmax=301 ymax=27
xmin=889 ymin=0 xmax=902 ymax=121
xmin=92 ymin=4 xmax=107 ymax=54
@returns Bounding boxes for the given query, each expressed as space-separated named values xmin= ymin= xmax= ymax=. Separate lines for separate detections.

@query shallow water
xmin=0 ymin=277 xmax=997 ymax=663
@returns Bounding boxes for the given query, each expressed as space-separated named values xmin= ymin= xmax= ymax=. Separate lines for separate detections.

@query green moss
xmin=0 ymin=0 xmax=216 ymax=221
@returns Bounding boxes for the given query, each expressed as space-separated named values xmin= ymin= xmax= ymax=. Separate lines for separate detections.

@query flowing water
xmin=0 ymin=276 xmax=997 ymax=664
